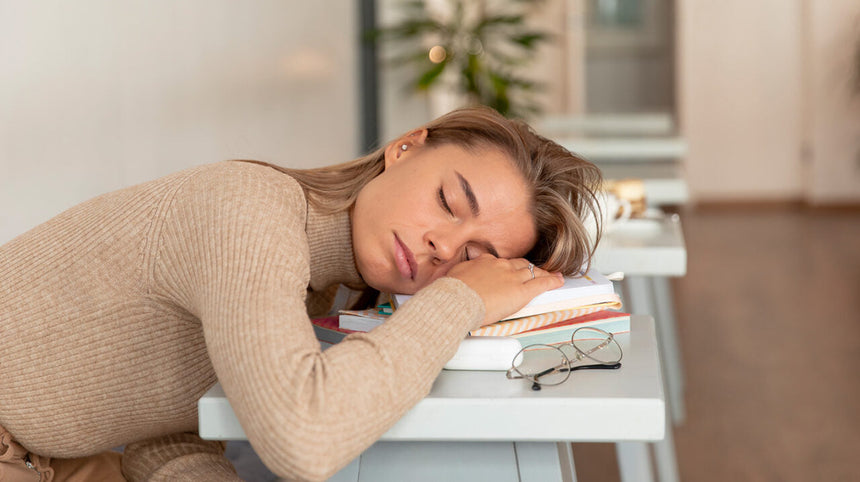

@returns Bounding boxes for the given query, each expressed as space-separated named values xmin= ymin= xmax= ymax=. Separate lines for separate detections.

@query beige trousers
xmin=0 ymin=425 xmax=125 ymax=482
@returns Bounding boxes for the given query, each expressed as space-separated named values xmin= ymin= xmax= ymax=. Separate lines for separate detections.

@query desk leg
xmin=557 ymin=442 xmax=578 ymax=482
xmin=652 ymin=276 xmax=686 ymax=424
xmin=622 ymin=276 xmax=682 ymax=482
xmin=623 ymin=276 xmax=685 ymax=425
xmin=616 ymin=442 xmax=654 ymax=482
xmin=652 ymin=414 xmax=680 ymax=482
xmin=514 ymin=442 xmax=571 ymax=482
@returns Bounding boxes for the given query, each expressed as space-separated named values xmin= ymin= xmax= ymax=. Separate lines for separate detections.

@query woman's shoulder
xmin=174 ymin=161 xmax=305 ymax=207
xmin=191 ymin=160 xmax=302 ymax=193
xmin=157 ymin=161 xmax=309 ymax=231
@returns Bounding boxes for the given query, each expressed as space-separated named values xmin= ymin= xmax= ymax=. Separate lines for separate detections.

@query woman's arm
xmin=122 ymin=433 xmax=241 ymax=481
xmin=151 ymin=163 xmax=484 ymax=481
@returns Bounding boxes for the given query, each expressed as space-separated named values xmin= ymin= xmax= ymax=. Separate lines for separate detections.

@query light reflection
xmin=428 ymin=45 xmax=447 ymax=63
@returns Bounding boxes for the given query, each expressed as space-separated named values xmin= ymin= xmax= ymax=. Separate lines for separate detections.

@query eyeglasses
xmin=506 ymin=326 xmax=623 ymax=391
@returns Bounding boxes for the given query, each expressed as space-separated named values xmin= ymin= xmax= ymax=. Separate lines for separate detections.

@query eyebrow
xmin=456 ymin=171 xmax=480 ymax=217
xmin=455 ymin=171 xmax=499 ymax=258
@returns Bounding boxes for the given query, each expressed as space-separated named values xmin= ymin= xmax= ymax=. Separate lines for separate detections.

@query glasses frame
xmin=506 ymin=326 xmax=623 ymax=391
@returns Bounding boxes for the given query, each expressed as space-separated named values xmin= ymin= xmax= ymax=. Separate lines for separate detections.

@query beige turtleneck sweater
xmin=0 ymin=161 xmax=485 ymax=481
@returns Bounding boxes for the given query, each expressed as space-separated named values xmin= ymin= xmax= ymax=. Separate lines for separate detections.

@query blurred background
xmin=2 ymin=1 xmax=859 ymax=481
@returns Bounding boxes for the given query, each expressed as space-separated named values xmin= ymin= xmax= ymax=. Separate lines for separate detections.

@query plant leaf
xmin=415 ymin=60 xmax=448 ymax=90
xmin=509 ymin=32 xmax=549 ymax=48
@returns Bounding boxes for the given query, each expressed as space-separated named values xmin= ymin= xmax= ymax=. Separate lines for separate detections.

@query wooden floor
xmin=572 ymin=206 xmax=860 ymax=482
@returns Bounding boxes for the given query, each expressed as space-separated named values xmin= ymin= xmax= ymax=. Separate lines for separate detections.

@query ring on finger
xmin=527 ymin=262 xmax=535 ymax=280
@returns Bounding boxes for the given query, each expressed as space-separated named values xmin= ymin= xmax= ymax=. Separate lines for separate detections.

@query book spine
xmin=470 ymin=302 xmax=622 ymax=337
xmin=512 ymin=319 xmax=631 ymax=346
xmin=502 ymin=293 xmax=621 ymax=321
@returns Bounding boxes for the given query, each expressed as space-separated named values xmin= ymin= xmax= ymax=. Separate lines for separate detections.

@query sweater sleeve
xmin=121 ymin=433 xmax=241 ymax=482
xmin=150 ymin=164 xmax=485 ymax=481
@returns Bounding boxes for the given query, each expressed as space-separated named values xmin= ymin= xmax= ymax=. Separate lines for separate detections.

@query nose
xmin=425 ymin=226 xmax=463 ymax=266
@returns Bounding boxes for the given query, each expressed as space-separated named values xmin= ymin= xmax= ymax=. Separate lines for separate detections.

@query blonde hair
xmin=243 ymin=106 xmax=603 ymax=276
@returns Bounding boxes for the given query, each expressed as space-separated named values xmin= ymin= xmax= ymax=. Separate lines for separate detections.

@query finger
xmin=521 ymin=271 xmax=565 ymax=297
xmin=529 ymin=265 xmax=559 ymax=278
xmin=525 ymin=265 xmax=563 ymax=284
xmin=512 ymin=258 xmax=533 ymax=269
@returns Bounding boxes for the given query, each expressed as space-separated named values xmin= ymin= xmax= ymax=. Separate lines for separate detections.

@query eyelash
xmin=438 ymin=187 xmax=453 ymax=215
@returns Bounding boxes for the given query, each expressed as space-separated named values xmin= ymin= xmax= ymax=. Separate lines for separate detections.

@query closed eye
xmin=438 ymin=186 xmax=453 ymax=215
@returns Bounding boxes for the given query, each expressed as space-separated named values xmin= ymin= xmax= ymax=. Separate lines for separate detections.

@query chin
xmin=368 ymin=278 xmax=414 ymax=295
xmin=361 ymin=271 xmax=420 ymax=295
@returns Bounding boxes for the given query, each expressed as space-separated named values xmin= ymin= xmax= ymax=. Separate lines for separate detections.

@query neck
xmin=305 ymin=201 xmax=365 ymax=291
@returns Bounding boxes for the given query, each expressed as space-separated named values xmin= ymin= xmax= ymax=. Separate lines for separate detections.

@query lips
xmin=393 ymin=233 xmax=417 ymax=281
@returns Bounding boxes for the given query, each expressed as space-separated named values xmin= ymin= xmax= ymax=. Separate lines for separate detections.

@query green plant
xmin=375 ymin=0 xmax=549 ymax=118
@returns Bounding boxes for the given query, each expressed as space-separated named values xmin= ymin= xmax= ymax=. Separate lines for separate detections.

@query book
xmin=338 ymin=308 xmax=390 ymax=332
xmin=392 ymin=267 xmax=617 ymax=321
xmin=508 ymin=310 xmax=630 ymax=347
xmin=468 ymin=297 xmax=622 ymax=337
xmin=311 ymin=316 xmax=356 ymax=345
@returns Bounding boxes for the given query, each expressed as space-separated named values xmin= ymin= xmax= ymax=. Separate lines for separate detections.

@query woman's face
xmin=351 ymin=137 xmax=537 ymax=294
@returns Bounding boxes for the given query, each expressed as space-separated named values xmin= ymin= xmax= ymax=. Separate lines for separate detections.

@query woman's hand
xmin=447 ymin=254 xmax=565 ymax=327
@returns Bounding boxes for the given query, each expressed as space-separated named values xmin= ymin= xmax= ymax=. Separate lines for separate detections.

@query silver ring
xmin=527 ymin=263 xmax=535 ymax=280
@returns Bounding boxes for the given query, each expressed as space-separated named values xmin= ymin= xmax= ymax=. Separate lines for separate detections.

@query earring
xmin=401 ymin=144 xmax=408 ymax=151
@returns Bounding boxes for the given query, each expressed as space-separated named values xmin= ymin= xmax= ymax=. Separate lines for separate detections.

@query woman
xmin=0 ymin=106 xmax=602 ymax=481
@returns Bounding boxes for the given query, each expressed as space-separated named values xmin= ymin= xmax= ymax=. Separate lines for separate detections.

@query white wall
xmin=677 ymin=0 xmax=805 ymax=202
xmin=0 ymin=1 xmax=359 ymax=244
xmin=804 ymin=0 xmax=860 ymax=204
xmin=677 ymin=0 xmax=860 ymax=203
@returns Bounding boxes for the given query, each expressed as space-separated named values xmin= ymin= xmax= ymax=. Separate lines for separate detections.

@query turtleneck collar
xmin=305 ymin=199 xmax=366 ymax=292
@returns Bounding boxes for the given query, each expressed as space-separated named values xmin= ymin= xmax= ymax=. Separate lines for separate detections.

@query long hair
xmin=242 ymin=106 xmax=603 ymax=276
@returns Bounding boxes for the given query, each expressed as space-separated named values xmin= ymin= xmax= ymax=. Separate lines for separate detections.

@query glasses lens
xmin=511 ymin=344 xmax=571 ymax=387
xmin=570 ymin=327 xmax=623 ymax=364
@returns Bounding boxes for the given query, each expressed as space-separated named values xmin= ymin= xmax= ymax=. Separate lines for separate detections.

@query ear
xmin=383 ymin=128 xmax=429 ymax=169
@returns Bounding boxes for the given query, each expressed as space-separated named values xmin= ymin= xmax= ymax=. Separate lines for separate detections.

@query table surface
xmin=559 ymin=136 xmax=688 ymax=161
xmin=592 ymin=213 xmax=687 ymax=277
xmin=536 ymin=114 xmax=688 ymax=205
xmin=199 ymin=315 xmax=665 ymax=443
xmin=537 ymin=113 xmax=676 ymax=137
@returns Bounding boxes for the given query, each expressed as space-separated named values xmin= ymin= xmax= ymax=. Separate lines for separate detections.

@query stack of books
xmin=337 ymin=302 xmax=393 ymax=332
xmin=312 ymin=267 xmax=629 ymax=348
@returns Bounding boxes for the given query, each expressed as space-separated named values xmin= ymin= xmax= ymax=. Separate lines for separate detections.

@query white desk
xmin=560 ymin=136 xmax=688 ymax=161
xmin=592 ymin=213 xmax=686 ymax=277
xmin=536 ymin=113 xmax=687 ymax=206
xmin=199 ymin=316 xmax=665 ymax=482
xmin=536 ymin=114 xmax=685 ymax=161
xmin=538 ymin=113 xmax=676 ymax=137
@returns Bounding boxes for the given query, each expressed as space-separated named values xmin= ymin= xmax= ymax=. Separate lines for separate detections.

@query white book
xmin=338 ymin=309 xmax=389 ymax=332
xmin=392 ymin=267 xmax=616 ymax=321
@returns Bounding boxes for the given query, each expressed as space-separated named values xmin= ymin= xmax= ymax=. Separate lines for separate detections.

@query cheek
xmin=351 ymin=193 xmax=385 ymax=272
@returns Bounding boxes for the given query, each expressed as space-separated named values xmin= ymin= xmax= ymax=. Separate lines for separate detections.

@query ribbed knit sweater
xmin=0 ymin=161 xmax=485 ymax=481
